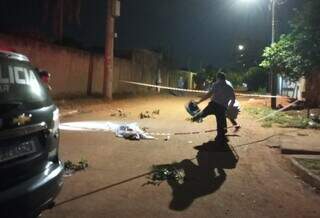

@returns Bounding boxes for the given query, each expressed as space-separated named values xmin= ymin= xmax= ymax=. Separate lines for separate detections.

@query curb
xmin=281 ymin=146 xmax=320 ymax=155
xmin=60 ymin=110 xmax=79 ymax=118
xmin=289 ymin=157 xmax=320 ymax=190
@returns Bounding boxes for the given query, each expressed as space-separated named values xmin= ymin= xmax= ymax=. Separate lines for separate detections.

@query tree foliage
xmin=201 ymin=66 xmax=246 ymax=88
xmin=260 ymin=0 xmax=320 ymax=80
xmin=244 ymin=67 xmax=268 ymax=91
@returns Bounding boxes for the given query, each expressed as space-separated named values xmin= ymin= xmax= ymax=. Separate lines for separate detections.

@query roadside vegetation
xmin=199 ymin=66 xmax=268 ymax=92
xmin=260 ymin=0 xmax=320 ymax=82
xmin=260 ymin=0 xmax=320 ymax=107
xmin=296 ymin=158 xmax=320 ymax=176
xmin=245 ymin=107 xmax=320 ymax=129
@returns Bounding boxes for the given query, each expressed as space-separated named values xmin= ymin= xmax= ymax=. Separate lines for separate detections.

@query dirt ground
xmin=43 ymin=94 xmax=320 ymax=218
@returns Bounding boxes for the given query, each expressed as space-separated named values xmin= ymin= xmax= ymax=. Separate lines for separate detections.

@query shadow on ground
xmin=165 ymin=140 xmax=238 ymax=211
xmin=55 ymin=141 xmax=238 ymax=211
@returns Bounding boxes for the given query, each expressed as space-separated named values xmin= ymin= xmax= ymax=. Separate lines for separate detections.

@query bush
xmin=226 ymin=70 xmax=246 ymax=88
xmin=201 ymin=67 xmax=247 ymax=89
xmin=244 ymin=67 xmax=268 ymax=91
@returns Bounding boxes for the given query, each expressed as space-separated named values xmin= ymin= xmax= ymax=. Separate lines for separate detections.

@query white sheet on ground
xmin=59 ymin=121 xmax=154 ymax=140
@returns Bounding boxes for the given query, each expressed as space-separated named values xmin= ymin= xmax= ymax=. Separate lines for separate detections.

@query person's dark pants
xmin=229 ymin=118 xmax=238 ymax=126
xmin=194 ymin=101 xmax=227 ymax=138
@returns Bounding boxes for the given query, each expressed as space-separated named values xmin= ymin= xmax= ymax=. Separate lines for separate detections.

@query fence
xmin=0 ymin=34 xmax=194 ymax=98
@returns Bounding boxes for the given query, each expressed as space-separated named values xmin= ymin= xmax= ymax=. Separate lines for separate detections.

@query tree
xmin=200 ymin=66 xmax=247 ymax=89
xmin=260 ymin=34 xmax=304 ymax=80
xmin=244 ymin=67 xmax=268 ymax=91
xmin=260 ymin=0 xmax=320 ymax=81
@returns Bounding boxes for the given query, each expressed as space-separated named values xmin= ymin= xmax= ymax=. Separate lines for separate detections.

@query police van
xmin=0 ymin=50 xmax=63 ymax=218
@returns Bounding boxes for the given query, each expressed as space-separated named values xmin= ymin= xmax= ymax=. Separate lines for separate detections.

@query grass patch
xmin=245 ymin=107 xmax=316 ymax=129
xmin=256 ymin=87 xmax=267 ymax=95
xmin=296 ymin=158 xmax=320 ymax=176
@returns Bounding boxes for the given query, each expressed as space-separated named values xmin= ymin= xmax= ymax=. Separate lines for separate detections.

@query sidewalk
xmin=279 ymin=130 xmax=320 ymax=155
xmin=289 ymin=155 xmax=320 ymax=190
xmin=274 ymin=129 xmax=320 ymax=190
xmin=261 ymin=122 xmax=320 ymax=189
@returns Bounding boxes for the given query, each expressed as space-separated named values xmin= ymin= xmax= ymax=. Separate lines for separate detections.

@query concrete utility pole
xmin=270 ymin=0 xmax=277 ymax=109
xmin=103 ymin=0 xmax=116 ymax=99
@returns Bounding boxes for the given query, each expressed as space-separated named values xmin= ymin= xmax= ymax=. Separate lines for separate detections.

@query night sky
xmin=1 ymin=0 xmax=303 ymax=69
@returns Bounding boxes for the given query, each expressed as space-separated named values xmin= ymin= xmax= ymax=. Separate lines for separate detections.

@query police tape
xmin=120 ymin=80 xmax=206 ymax=93
xmin=120 ymin=80 xmax=286 ymax=99
xmin=148 ymin=126 xmax=235 ymax=137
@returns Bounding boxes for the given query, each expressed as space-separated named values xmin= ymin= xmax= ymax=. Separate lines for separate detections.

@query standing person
xmin=192 ymin=72 xmax=235 ymax=142
xmin=156 ymin=69 xmax=162 ymax=93
xmin=195 ymin=73 xmax=205 ymax=90
xmin=38 ymin=70 xmax=52 ymax=91
xmin=177 ymin=76 xmax=185 ymax=96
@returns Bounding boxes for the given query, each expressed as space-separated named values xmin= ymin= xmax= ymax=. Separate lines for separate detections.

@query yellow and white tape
xmin=120 ymin=80 xmax=286 ymax=99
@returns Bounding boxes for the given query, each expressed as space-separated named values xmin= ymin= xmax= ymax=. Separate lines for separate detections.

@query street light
xmin=238 ymin=0 xmax=281 ymax=108
xmin=239 ymin=0 xmax=256 ymax=2
xmin=238 ymin=44 xmax=245 ymax=51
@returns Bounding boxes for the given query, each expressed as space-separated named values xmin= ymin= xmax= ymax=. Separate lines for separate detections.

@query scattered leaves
xmin=144 ymin=164 xmax=186 ymax=186
xmin=139 ymin=111 xmax=151 ymax=119
xmin=152 ymin=109 xmax=160 ymax=115
xmin=64 ymin=158 xmax=89 ymax=175
xmin=110 ymin=108 xmax=127 ymax=118
xmin=139 ymin=109 xmax=160 ymax=119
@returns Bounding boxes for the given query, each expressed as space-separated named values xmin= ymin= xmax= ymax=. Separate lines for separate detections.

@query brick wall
xmin=0 ymin=34 xmax=194 ymax=98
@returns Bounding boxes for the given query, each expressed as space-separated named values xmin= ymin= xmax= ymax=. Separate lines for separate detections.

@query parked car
xmin=0 ymin=50 xmax=63 ymax=218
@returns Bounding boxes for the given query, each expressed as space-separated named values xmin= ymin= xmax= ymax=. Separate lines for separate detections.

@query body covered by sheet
xmin=59 ymin=121 xmax=154 ymax=140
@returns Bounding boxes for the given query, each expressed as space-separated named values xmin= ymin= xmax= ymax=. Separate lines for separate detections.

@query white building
xmin=277 ymin=75 xmax=306 ymax=100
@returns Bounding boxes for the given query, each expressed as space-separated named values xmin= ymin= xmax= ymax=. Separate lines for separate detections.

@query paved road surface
xmin=43 ymin=95 xmax=320 ymax=218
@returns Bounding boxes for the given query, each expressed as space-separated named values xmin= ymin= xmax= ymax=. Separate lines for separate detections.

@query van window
xmin=0 ymin=57 xmax=53 ymax=110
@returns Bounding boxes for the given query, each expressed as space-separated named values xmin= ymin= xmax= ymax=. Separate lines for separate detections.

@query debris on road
xmin=152 ymin=109 xmax=160 ymax=115
xmin=139 ymin=109 xmax=160 ymax=119
xmin=110 ymin=108 xmax=127 ymax=118
xmin=64 ymin=159 xmax=89 ymax=175
xmin=142 ymin=127 xmax=149 ymax=132
xmin=144 ymin=164 xmax=185 ymax=186
xmin=185 ymin=117 xmax=192 ymax=122
xmin=139 ymin=111 xmax=151 ymax=119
